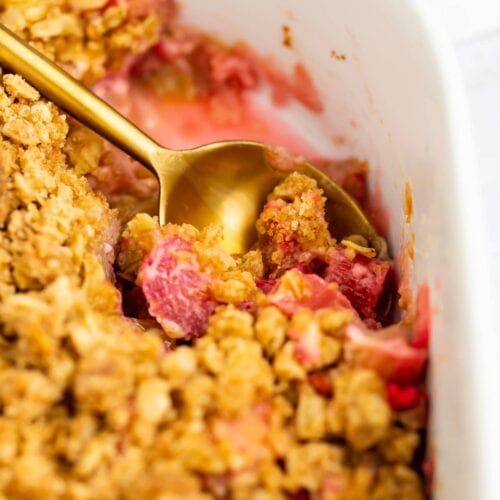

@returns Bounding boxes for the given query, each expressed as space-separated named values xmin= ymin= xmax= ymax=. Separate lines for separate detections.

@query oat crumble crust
xmin=0 ymin=2 xmax=426 ymax=499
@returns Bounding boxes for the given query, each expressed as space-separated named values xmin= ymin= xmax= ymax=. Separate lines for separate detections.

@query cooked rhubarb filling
xmin=0 ymin=1 xmax=429 ymax=498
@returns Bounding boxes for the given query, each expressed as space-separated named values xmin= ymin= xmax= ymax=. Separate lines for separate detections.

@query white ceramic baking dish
xmin=180 ymin=1 xmax=500 ymax=498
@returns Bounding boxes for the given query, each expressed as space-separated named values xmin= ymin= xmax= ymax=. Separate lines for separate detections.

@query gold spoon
xmin=0 ymin=24 xmax=384 ymax=255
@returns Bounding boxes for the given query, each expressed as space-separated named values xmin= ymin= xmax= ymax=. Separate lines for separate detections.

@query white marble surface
xmin=427 ymin=0 xmax=500 ymax=303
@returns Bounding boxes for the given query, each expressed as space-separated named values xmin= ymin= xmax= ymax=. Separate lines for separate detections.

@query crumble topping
xmin=0 ymin=2 xmax=428 ymax=498
xmin=0 ymin=0 xmax=167 ymax=84
xmin=0 ymin=69 xmax=116 ymax=300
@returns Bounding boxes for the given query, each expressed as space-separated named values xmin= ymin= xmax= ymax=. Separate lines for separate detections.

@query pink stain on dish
xmin=365 ymin=166 xmax=391 ymax=238
xmin=114 ymin=82 xmax=322 ymax=157
xmin=412 ymin=282 xmax=431 ymax=349
xmin=261 ymin=60 xmax=324 ymax=112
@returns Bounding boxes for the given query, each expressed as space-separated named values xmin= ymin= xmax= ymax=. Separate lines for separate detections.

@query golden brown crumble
xmin=0 ymin=0 xmax=162 ymax=85
xmin=0 ymin=2 xmax=427 ymax=498
xmin=117 ymin=214 xmax=258 ymax=308
xmin=0 ymin=72 xmax=116 ymax=299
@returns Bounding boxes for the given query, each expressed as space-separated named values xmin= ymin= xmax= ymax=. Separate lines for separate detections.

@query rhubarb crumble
xmin=0 ymin=1 xmax=429 ymax=499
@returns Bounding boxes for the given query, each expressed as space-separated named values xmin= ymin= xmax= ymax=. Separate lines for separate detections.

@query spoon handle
xmin=0 ymin=23 xmax=161 ymax=171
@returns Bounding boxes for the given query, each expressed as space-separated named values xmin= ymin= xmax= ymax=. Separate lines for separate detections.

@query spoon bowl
xmin=153 ymin=140 xmax=383 ymax=254
xmin=0 ymin=24 xmax=384 ymax=255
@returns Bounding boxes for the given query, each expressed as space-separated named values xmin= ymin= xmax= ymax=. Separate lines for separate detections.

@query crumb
xmin=330 ymin=50 xmax=347 ymax=61
xmin=282 ymin=24 xmax=293 ymax=48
